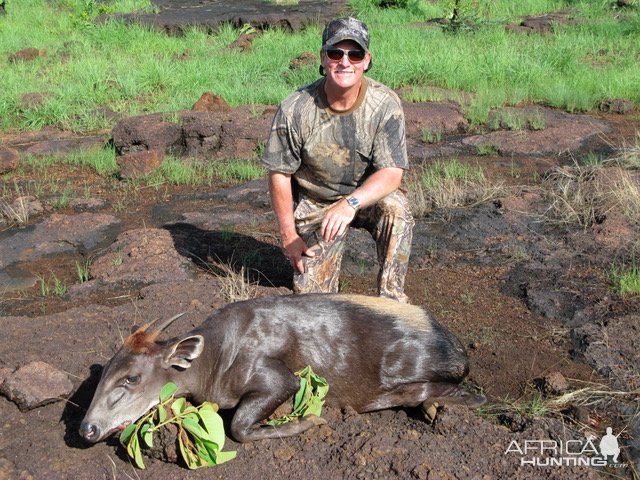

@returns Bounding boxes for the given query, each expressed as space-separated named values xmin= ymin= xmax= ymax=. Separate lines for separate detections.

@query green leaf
xmin=215 ymin=450 xmax=237 ymax=464
xmin=119 ymin=422 xmax=137 ymax=445
xmin=129 ymin=434 xmax=146 ymax=469
xmin=182 ymin=416 xmax=207 ymax=439
xmin=158 ymin=405 xmax=167 ymax=423
xmin=140 ymin=423 xmax=154 ymax=448
xmin=160 ymin=382 xmax=178 ymax=401
xmin=198 ymin=403 xmax=226 ymax=447
xmin=171 ymin=397 xmax=187 ymax=417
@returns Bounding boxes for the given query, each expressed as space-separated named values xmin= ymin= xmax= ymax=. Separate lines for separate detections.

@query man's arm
xmin=268 ymin=171 xmax=316 ymax=273
xmin=320 ymin=166 xmax=404 ymax=242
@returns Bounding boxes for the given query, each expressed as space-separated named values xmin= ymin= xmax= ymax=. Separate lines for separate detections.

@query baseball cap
xmin=320 ymin=17 xmax=372 ymax=74
xmin=322 ymin=17 xmax=370 ymax=52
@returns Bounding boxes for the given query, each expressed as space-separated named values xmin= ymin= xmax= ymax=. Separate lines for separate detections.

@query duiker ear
xmin=161 ymin=335 xmax=204 ymax=369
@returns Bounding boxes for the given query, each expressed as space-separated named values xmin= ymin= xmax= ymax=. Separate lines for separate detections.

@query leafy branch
xmin=119 ymin=383 xmax=236 ymax=469
xmin=267 ymin=366 xmax=329 ymax=425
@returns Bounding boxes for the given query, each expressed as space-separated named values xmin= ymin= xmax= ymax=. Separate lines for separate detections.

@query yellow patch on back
xmin=339 ymin=294 xmax=432 ymax=332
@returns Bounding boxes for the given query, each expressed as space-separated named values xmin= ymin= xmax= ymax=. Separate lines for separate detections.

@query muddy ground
xmin=1 ymin=2 xmax=640 ymax=480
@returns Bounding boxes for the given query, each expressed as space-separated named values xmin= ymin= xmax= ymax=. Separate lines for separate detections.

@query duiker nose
xmin=79 ymin=421 xmax=100 ymax=442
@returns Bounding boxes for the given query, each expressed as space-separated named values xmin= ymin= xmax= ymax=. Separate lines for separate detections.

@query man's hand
xmin=321 ymin=199 xmax=357 ymax=243
xmin=281 ymin=233 xmax=316 ymax=273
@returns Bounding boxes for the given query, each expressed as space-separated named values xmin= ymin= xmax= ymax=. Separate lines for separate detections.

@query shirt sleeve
xmin=261 ymin=104 xmax=302 ymax=174
xmin=371 ymin=94 xmax=409 ymax=171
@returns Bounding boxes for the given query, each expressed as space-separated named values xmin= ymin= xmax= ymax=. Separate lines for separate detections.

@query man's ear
xmin=161 ymin=335 xmax=204 ymax=369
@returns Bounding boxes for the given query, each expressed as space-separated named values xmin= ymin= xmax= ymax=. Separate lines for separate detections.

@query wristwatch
xmin=345 ymin=195 xmax=360 ymax=210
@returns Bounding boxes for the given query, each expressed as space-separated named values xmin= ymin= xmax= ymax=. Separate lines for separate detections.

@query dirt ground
xmin=1 ymin=3 xmax=640 ymax=480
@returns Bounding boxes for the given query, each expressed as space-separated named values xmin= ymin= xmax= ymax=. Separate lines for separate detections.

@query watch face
xmin=347 ymin=196 xmax=360 ymax=208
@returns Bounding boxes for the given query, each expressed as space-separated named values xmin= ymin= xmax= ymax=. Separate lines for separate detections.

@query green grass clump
xmin=610 ymin=262 xmax=640 ymax=295
xmin=421 ymin=159 xmax=485 ymax=188
xmin=143 ymin=157 xmax=265 ymax=186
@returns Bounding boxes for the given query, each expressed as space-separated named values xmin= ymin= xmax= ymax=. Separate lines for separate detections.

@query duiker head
xmin=79 ymin=314 xmax=203 ymax=443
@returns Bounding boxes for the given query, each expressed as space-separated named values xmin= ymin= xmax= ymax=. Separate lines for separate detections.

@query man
xmin=262 ymin=17 xmax=414 ymax=302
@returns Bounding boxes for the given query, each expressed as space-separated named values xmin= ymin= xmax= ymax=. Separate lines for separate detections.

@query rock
xmin=461 ymin=108 xmax=611 ymax=156
xmin=599 ymin=98 xmax=635 ymax=114
xmin=112 ymin=113 xmax=184 ymax=156
xmin=89 ymin=227 xmax=196 ymax=285
xmin=226 ymin=33 xmax=257 ymax=52
xmin=542 ymin=371 xmax=569 ymax=395
xmin=0 ymin=361 xmax=73 ymax=411
xmin=0 ymin=367 xmax=12 ymax=385
xmin=19 ymin=92 xmax=54 ymax=110
xmin=191 ymin=92 xmax=230 ymax=112
xmin=181 ymin=112 xmax=223 ymax=154
xmin=25 ymin=136 xmax=105 ymax=156
xmin=101 ymin=0 xmax=345 ymax=36
xmin=0 ymin=213 xmax=121 ymax=269
xmin=68 ymin=197 xmax=107 ymax=211
xmin=0 ymin=146 xmax=20 ymax=174
xmin=116 ymin=149 xmax=164 ymax=179
xmin=8 ymin=48 xmax=45 ymax=63
xmin=289 ymin=51 xmax=316 ymax=70
xmin=211 ymin=178 xmax=270 ymax=208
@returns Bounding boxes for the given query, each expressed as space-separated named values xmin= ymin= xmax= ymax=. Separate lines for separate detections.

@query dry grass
xmin=407 ymin=160 xmax=510 ymax=217
xmin=607 ymin=132 xmax=640 ymax=170
xmin=0 ymin=195 xmax=30 ymax=226
xmin=542 ymin=163 xmax=640 ymax=227
xmin=208 ymin=261 xmax=259 ymax=302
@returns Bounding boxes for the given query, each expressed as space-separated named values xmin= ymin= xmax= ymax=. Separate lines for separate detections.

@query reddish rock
xmin=112 ymin=114 xmax=184 ymax=155
xmin=0 ymin=367 xmax=12 ymax=386
xmin=542 ymin=371 xmax=569 ymax=395
xmin=599 ymin=98 xmax=635 ymax=114
xmin=226 ymin=33 xmax=257 ymax=52
xmin=8 ymin=48 xmax=45 ymax=63
xmin=289 ymin=51 xmax=316 ymax=70
xmin=0 ymin=361 xmax=73 ymax=411
xmin=116 ymin=149 xmax=164 ymax=179
xmin=191 ymin=92 xmax=231 ymax=112
xmin=19 ymin=92 xmax=53 ymax=109
xmin=89 ymin=227 xmax=195 ymax=284
xmin=0 ymin=146 xmax=20 ymax=174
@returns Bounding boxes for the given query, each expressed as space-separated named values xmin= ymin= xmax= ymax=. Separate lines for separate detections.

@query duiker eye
xmin=125 ymin=375 xmax=140 ymax=385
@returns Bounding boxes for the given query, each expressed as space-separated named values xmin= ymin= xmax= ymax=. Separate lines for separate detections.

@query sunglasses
xmin=324 ymin=48 xmax=366 ymax=63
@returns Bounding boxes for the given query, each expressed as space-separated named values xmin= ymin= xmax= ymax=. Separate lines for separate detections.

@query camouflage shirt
xmin=262 ymin=77 xmax=408 ymax=202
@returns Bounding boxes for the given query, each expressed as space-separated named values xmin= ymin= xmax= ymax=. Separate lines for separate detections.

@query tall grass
xmin=0 ymin=0 xmax=638 ymax=132
xmin=407 ymin=159 xmax=507 ymax=215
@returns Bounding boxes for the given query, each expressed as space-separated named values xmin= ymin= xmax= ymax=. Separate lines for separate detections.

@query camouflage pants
xmin=293 ymin=190 xmax=414 ymax=302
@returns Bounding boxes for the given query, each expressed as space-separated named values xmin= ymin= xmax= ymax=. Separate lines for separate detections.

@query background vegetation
xmin=1 ymin=0 xmax=639 ymax=133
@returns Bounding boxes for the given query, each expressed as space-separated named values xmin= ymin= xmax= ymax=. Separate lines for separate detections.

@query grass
xmin=0 ymin=183 xmax=30 ymax=226
xmin=0 ymin=1 xmax=638 ymax=133
xmin=407 ymin=159 xmax=508 ymax=215
xmin=37 ymin=272 xmax=67 ymax=297
xmin=610 ymin=261 xmax=640 ymax=295
xmin=144 ymin=157 xmax=266 ymax=186
xmin=206 ymin=260 xmax=259 ymax=302
xmin=542 ymin=160 xmax=640 ymax=227
xmin=420 ymin=128 xmax=442 ymax=144
xmin=75 ymin=258 xmax=91 ymax=283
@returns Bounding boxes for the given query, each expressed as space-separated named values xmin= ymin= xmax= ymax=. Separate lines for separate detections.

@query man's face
xmin=321 ymin=40 xmax=371 ymax=92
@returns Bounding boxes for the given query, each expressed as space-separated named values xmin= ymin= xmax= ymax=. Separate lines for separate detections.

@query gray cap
xmin=322 ymin=17 xmax=370 ymax=52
